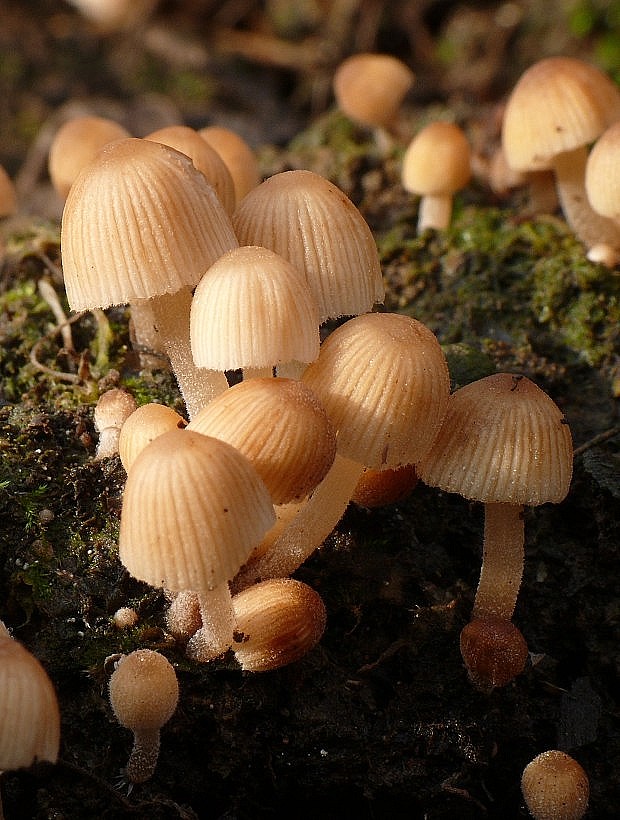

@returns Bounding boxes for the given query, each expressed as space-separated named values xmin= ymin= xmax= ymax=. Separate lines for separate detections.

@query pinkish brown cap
xmin=199 ymin=125 xmax=261 ymax=205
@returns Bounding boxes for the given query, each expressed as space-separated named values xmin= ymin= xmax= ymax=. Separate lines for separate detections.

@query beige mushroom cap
xmin=119 ymin=428 xmax=275 ymax=592
xmin=585 ymin=121 xmax=620 ymax=220
xmin=302 ymin=312 xmax=450 ymax=468
xmin=48 ymin=115 xmax=130 ymax=200
xmin=199 ymin=125 xmax=261 ymax=205
xmin=145 ymin=125 xmax=236 ymax=216
xmin=0 ymin=627 xmax=60 ymax=770
xmin=502 ymin=56 xmax=620 ymax=173
xmin=521 ymin=750 xmax=589 ymax=820
xmin=61 ymin=137 xmax=238 ymax=311
xmin=118 ymin=402 xmax=187 ymax=472
xmin=233 ymin=170 xmax=384 ymax=323
xmin=232 ymin=578 xmax=327 ymax=672
xmin=108 ymin=649 xmax=179 ymax=732
xmin=187 ymin=377 xmax=336 ymax=505
xmin=333 ymin=52 xmax=415 ymax=129
xmin=417 ymin=373 xmax=573 ymax=505
xmin=190 ymin=245 xmax=320 ymax=371
xmin=402 ymin=121 xmax=471 ymax=196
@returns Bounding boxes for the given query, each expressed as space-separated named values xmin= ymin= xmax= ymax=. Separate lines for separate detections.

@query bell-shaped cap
xmin=233 ymin=170 xmax=384 ymax=323
xmin=190 ymin=245 xmax=320 ymax=370
xmin=302 ymin=312 xmax=450 ymax=468
xmin=119 ymin=428 xmax=275 ymax=592
xmin=187 ymin=377 xmax=336 ymax=505
xmin=61 ymin=137 xmax=238 ymax=311
xmin=417 ymin=373 xmax=573 ymax=505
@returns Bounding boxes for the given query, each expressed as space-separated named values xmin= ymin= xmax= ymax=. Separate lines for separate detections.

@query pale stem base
xmin=417 ymin=193 xmax=452 ymax=233
xmin=472 ymin=502 xmax=525 ymax=621
xmin=126 ymin=727 xmax=161 ymax=783
xmin=186 ymin=583 xmax=236 ymax=662
xmin=147 ymin=289 xmax=229 ymax=419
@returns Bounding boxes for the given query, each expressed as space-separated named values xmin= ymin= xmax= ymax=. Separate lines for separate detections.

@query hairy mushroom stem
xmin=126 ymin=727 xmax=162 ymax=784
xmin=185 ymin=583 xmax=237 ymax=662
xmin=552 ymin=146 xmax=620 ymax=252
xmin=146 ymin=289 xmax=229 ymax=419
xmin=473 ymin=502 xmax=525 ymax=620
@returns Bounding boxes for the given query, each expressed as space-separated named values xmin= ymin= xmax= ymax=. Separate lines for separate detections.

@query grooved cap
xmin=417 ymin=373 xmax=573 ymax=504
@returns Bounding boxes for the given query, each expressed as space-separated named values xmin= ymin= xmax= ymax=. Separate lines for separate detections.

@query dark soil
xmin=1 ymin=2 xmax=619 ymax=819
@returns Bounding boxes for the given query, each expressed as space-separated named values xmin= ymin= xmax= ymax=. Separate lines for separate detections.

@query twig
xmin=38 ymin=276 xmax=74 ymax=353
xmin=573 ymin=425 xmax=620 ymax=458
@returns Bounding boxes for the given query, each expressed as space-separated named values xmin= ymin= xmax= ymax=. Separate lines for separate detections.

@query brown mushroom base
xmin=460 ymin=617 xmax=529 ymax=691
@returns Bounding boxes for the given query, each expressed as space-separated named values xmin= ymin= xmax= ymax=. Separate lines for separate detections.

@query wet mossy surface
xmin=2 ymin=3 xmax=620 ymax=819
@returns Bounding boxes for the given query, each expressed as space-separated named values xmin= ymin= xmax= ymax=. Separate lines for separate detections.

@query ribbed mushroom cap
xmin=145 ymin=125 xmax=236 ymax=215
xmin=118 ymin=402 xmax=187 ymax=472
xmin=199 ymin=125 xmax=261 ymax=205
xmin=61 ymin=137 xmax=238 ymax=311
xmin=302 ymin=312 xmax=450 ymax=468
xmin=190 ymin=245 xmax=320 ymax=370
xmin=502 ymin=56 xmax=620 ymax=173
xmin=231 ymin=578 xmax=327 ymax=672
xmin=48 ymin=115 xmax=130 ymax=200
xmin=108 ymin=649 xmax=179 ymax=732
xmin=187 ymin=377 xmax=336 ymax=504
xmin=521 ymin=750 xmax=589 ymax=820
xmin=417 ymin=373 xmax=573 ymax=505
xmin=232 ymin=170 xmax=384 ymax=323
xmin=585 ymin=121 xmax=620 ymax=219
xmin=332 ymin=52 xmax=415 ymax=129
xmin=402 ymin=121 xmax=471 ymax=195
xmin=119 ymin=428 xmax=275 ymax=592
xmin=0 ymin=629 xmax=60 ymax=770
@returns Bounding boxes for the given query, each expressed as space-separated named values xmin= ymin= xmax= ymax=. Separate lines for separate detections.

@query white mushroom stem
xmin=144 ymin=288 xmax=229 ymax=419
xmin=552 ymin=146 xmax=620 ymax=253
xmin=417 ymin=193 xmax=453 ymax=232
xmin=472 ymin=502 xmax=525 ymax=621
xmin=126 ymin=727 xmax=161 ymax=784
xmin=234 ymin=453 xmax=364 ymax=588
xmin=185 ymin=583 xmax=237 ymax=662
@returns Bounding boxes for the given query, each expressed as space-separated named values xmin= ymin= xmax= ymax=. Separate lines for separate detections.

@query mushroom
xmin=585 ymin=120 xmax=620 ymax=264
xmin=417 ymin=373 xmax=573 ymax=688
xmin=352 ymin=463 xmax=418 ymax=509
xmin=502 ymin=56 xmax=620 ymax=259
xmin=235 ymin=312 xmax=450 ymax=587
xmin=401 ymin=121 xmax=472 ymax=232
xmin=189 ymin=245 xmax=320 ymax=381
xmin=118 ymin=402 xmax=187 ymax=473
xmin=199 ymin=125 xmax=261 ymax=206
xmin=187 ymin=377 xmax=336 ymax=506
xmin=332 ymin=52 xmax=415 ymax=151
xmin=60 ymin=137 xmax=238 ymax=417
xmin=119 ymin=428 xmax=275 ymax=661
xmin=231 ymin=579 xmax=327 ymax=672
xmin=0 ymin=622 xmax=60 ymax=816
xmin=232 ymin=170 xmax=384 ymax=329
xmin=108 ymin=649 xmax=179 ymax=783
xmin=93 ymin=388 xmax=137 ymax=460
xmin=145 ymin=125 xmax=236 ymax=216
xmin=48 ymin=115 xmax=130 ymax=201
xmin=65 ymin=0 xmax=157 ymax=32
xmin=521 ymin=750 xmax=589 ymax=820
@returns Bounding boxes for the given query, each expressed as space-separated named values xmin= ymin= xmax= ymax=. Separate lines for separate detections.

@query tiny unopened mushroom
xmin=521 ymin=750 xmax=589 ymax=820
xmin=108 ymin=649 xmax=179 ymax=783
xmin=232 ymin=579 xmax=326 ymax=672
xmin=401 ymin=121 xmax=471 ymax=232
xmin=0 ymin=622 xmax=60 ymax=817
xmin=93 ymin=388 xmax=137 ymax=460
xmin=460 ymin=616 xmax=529 ymax=691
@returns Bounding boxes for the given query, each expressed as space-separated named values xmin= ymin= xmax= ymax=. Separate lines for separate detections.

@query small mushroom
xmin=199 ymin=125 xmax=261 ymax=206
xmin=118 ymin=402 xmax=187 ymax=473
xmin=401 ymin=121 xmax=472 ymax=233
xmin=521 ymin=750 xmax=589 ymax=820
xmin=108 ymin=649 xmax=179 ymax=783
xmin=93 ymin=388 xmax=137 ymax=460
